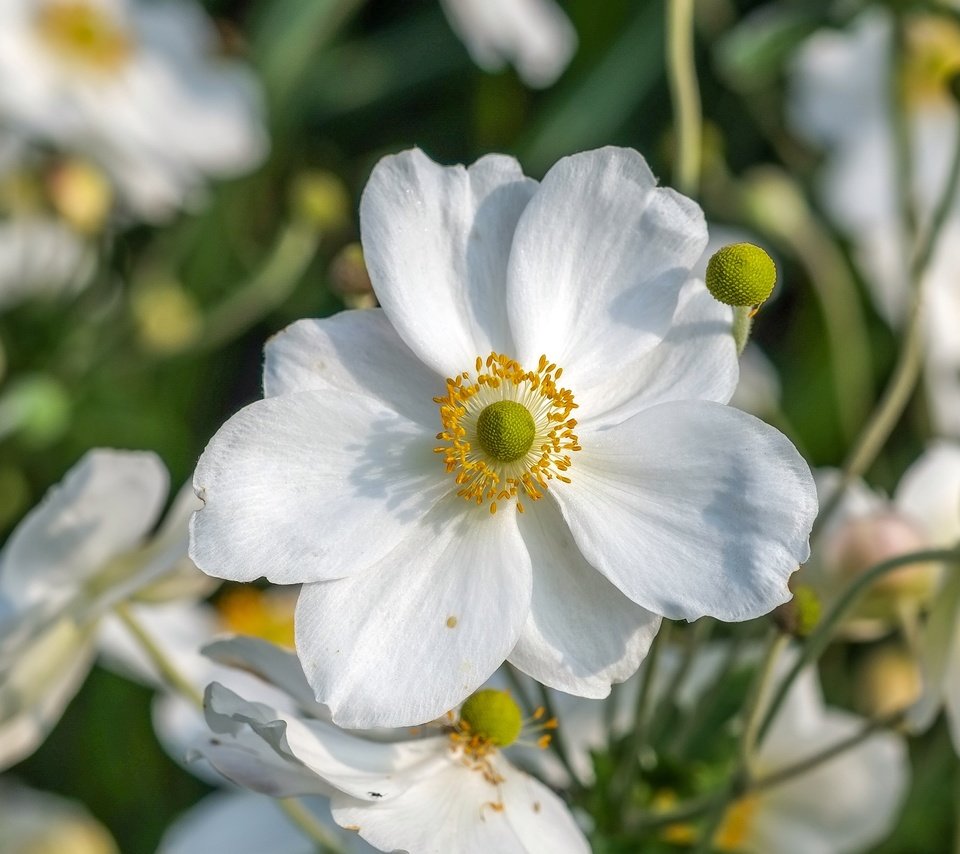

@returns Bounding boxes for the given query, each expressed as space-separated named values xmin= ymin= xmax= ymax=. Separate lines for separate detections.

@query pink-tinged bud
xmin=854 ymin=644 xmax=922 ymax=719
xmin=824 ymin=511 xmax=941 ymax=622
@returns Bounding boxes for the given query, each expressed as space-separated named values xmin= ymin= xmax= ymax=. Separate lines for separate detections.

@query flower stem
xmin=738 ymin=630 xmax=788 ymax=769
xmin=113 ymin=603 xmax=204 ymax=709
xmin=278 ymin=799 xmax=344 ymax=854
xmin=612 ymin=622 xmax=670 ymax=805
xmin=666 ymin=0 xmax=702 ymax=197
xmin=732 ymin=306 xmax=753 ymax=355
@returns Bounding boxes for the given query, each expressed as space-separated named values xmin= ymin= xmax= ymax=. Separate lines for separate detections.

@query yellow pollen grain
xmin=36 ymin=1 xmax=133 ymax=72
xmin=446 ymin=615 xmax=458 ymax=628
xmin=433 ymin=351 xmax=580 ymax=513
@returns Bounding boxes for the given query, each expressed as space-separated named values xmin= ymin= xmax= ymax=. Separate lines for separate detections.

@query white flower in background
xmin=788 ymin=8 xmax=960 ymax=435
xmin=159 ymin=791 xmax=374 ymax=854
xmin=708 ymin=657 xmax=909 ymax=854
xmin=804 ymin=443 xmax=960 ymax=639
xmin=192 ymin=637 xmax=589 ymax=854
xmin=0 ymin=0 xmax=268 ymax=221
xmin=0 ymin=448 xmax=206 ymax=769
xmin=0 ymin=216 xmax=94 ymax=311
xmin=0 ymin=778 xmax=118 ymax=854
xmin=191 ymin=145 xmax=817 ymax=728
xmin=439 ymin=0 xmax=577 ymax=88
xmin=96 ymin=587 xmax=299 ymax=781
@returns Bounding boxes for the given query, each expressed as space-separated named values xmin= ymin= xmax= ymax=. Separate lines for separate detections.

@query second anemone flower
xmin=190 ymin=146 xmax=818 ymax=727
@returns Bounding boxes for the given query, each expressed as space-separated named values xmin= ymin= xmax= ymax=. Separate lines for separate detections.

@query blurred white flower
xmin=0 ymin=778 xmax=118 ymax=854
xmin=192 ymin=637 xmax=590 ymax=854
xmin=804 ymin=444 xmax=960 ymax=639
xmin=708 ymin=657 xmax=909 ymax=854
xmin=159 ymin=790 xmax=373 ymax=854
xmin=439 ymin=0 xmax=577 ymax=88
xmin=0 ymin=0 xmax=268 ymax=221
xmin=788 ymin=9 xmax=960 ymax=435
xmin=190 ymin=146 xmax=817 ymax=729
xmin=0 ymin=216 xmax=94 ymax=311
xmin=0 ymin=448 xmax=206 ymax=769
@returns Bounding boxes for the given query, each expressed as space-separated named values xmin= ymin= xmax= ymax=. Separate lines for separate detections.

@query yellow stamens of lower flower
xmin=434 ymin=352 xmax=580 ymax=514
xmin=714 ymin=794 xmax=761 ymax=852
xmin=216 ymin=587 xmax=297 ymax=649
xmin=36 ymin=1 xmax=132 ymax=73
xmin=448 ymin=690 xmax=558 ymax=787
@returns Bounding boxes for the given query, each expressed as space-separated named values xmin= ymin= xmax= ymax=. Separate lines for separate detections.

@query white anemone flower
xmin=0 ymin=0 xmax=268 ymax=221
xmin=0 ymin=216 xmax=94 ymax=310
xmin=788 ymin=8 xmax=960 ymax=435
xmin=438 ymin=0 xmax=577 ymax=88
xmin=0 ymin=448 xmax=204 ymax=769
xmin=192 ymin=637 xmax=590 ymax=854
xmin=190 ymin=146 xmax=817 ymax=728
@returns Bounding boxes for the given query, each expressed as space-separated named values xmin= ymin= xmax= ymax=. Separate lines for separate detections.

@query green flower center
xmin=475 ymin=400 xmax=536 ymax=463
xmin=459 ymin=689 xmax=523 ymax=747
xmin=705 ymin=242 xmax=776 ymax=308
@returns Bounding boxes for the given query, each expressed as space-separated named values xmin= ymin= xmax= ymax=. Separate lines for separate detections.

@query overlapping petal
xmin=506 ymin=147 xmax=706 ymax=398
xmin=263 ymin=310 xmax=440 ymax=426
xmin=553 ymin=400 xmax=816 ymax=621
xmin=295 ymin=502 xmax=532 ymax=728
xmin=360 ymin=149 xmax=536 ymax=377
xmin=509 ymin=497 xmax=661 ymax=696
xmin=191 ymin=391 xmax=448 ymax=585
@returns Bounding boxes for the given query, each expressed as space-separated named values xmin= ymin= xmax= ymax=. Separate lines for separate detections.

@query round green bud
xmin=459 ymin=689 xmax=523 ymax=747
xmin=476 ymin=400 xmax=536 ymax=463
xmin=705 ymin=242 xmax=777 ymax=308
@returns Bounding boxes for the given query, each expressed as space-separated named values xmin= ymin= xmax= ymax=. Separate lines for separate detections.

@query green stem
xmin=534 ymin=679 xmax=581 ymax=790
xmin=278 ymin=799 xmax=344 ymax=854
xmin=739 ymin=631 xmax=789 ymax=769
xmin=755 ymin=547 xmax=960 ymax=747
xmin=732 ymin=306 xmax=753 ymax=355
xmin=199 ymin=222 xmax=319 ymax=352
xmin=666 ymin=0 xmax=702 ymax=197
xmin=649 ymin=618 xmax=712 ymax=741
xmin=114 ymin=603 xmax=204 ymax=709
xmin=612 ymin=622 xmax=670 ymax=803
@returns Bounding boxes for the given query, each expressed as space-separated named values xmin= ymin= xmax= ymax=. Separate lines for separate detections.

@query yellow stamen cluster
xmin=36 ymin=1 xmax=132 ymax=72
xmin=434 ymin=352 xmax=581 ymax=514
xmin=447 ymin=692 xmax=558 ymax=788
xmin=216 ymin=586 xmax=297 ymax=649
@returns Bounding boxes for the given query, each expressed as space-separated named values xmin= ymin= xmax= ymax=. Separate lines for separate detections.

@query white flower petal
xmin=295 ymin=501 xmax=532 ymax=728
xmin=0 ymin=449 xmax=168 ymax=607
xmin=331 ymin=755 xmax=589 ymax=854
xmin=753 ymin=709 xmax=908 ymax=854
xmin=507 ymin=147 xmax=706 ymax=397
xmin=191 ymin=391 xmax=448 ymax=584
xmin=204 ymin=683 xmax=445 ymax=800
xmin=509 ymin=496 xmax=661 ymax=696
xmin=262 ymin=310 xmax=440 ymax=426
xmin=578 ymin=279 xmax=738 ymax=427
xmin=894 ymin=441 xmax=960 ymax=546
xmin=553 ymin=401 xmax=816 ymax=621
xmin=0 ymin=617 xmax=97 ymax=770
xmin=359 ymin=148 xmax=537 ymax=377
xmin=439 ymin=0 xmax=577 ymax=88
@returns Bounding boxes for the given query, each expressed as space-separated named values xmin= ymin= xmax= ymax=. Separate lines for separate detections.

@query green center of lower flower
xmin=475 ymin=400 xmax=536 ymax=463
xmin=459 ymin=689 xmax=523 ymax=747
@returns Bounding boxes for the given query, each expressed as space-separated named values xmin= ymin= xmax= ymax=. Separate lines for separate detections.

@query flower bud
xmin=131 ymin=279 xmax=202 ymax=354
xmin=329 ymin=242 xmax=376 ymax=309
xmin=290 ymin=170 xmax=351 ymax=234
xmin=46 ymin=158 xmax=112 ymax=234
xmin=773 ymin=583 xmax=821 ymax=638
xmin=705 ymin=242 xmax=777 ymax=309
xmin=854 ymin=643 xmax=921 ymax=719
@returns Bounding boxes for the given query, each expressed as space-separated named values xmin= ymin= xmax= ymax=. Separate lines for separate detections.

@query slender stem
xmin=534 ymin=679 xmax=581 ymax=790
xmin=612 ymin=623 xmax=670 ymax=803
xmin=666 ymin=0 xmax=702 ymax=197
xmin=755 ymin=547 xmax=960 ymax=747
xmin=649 ymin=618 xmax=712 ymax=741
xmin=114 ymin=603 xmax=344 ymax=854
xmin=278 ymin=799 xmax=343 ymax=854
xmin=732 ymin=307 xmax=753 ymax=356
xmin=114 ymin=603 xmax=204 ymax=709
xmin=739 ymin=631 xmax=788 ymax=766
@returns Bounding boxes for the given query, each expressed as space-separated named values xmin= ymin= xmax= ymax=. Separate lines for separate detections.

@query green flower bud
xmin=705 ymin=242 xmax=777 ymax=309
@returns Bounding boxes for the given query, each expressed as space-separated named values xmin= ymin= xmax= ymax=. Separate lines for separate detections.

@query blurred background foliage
xmin=1 ymin=0 xmax=953 ymax=850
